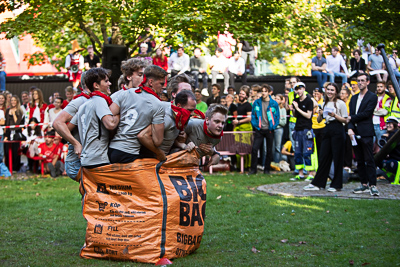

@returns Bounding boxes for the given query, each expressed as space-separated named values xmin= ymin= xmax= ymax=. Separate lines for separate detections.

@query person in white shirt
xmin=388 ymin=49 xmax=400 ymax=83
xmin=228 ymin=51 xmax=247 ymax=89
xmin=168 ymin=47 xmax=190 ymax=77
xmin=45 ymin=97 xmax=63 ymax=131
xmin=326 ymin=46 xmax=350 ymax=85
xmin=209 ymin=48 xmax=229 ymax=94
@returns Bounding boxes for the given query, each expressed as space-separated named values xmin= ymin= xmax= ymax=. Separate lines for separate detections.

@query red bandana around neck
xmin=171 ymin=105 xmax=191 ymax=131
xmin=203 ymin=120 xmax=223 ymax=139
xmin=135 ymin=75 xmax=161 ymax=100
xmin=73 ymin=92 xmax=90 ymax=100
xmin=89 ymin=91 xmax=113 ymax=106
xmin=192 ymin=109 xmax=205 ymax=119
xmin=122 ymin=84 xmax=127 ymax=91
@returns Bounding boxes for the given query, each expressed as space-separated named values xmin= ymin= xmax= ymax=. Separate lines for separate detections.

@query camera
xmin=378 ymin=136 xmax=388 ymax=148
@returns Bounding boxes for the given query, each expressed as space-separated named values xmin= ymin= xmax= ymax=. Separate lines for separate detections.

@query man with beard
xmin=347 ymin=73 xmax=379 ymax=196
xmin=373 ymin=81 xmax=391 ymax=143
xmin=182 ymin=103 xmax=228 ymax=168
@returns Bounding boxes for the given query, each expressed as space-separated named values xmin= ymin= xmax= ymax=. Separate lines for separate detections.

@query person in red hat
xmin=65 ymin=40 xmax=85 ymax=91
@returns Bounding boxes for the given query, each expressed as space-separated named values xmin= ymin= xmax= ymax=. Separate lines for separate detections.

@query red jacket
xmin=29 ymin=103 xmax=48 ymax=123
xmin=153 ymin=56 xmax=168 ymax=71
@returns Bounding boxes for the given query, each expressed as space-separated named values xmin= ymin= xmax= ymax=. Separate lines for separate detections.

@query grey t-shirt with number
xmin=63 ymin=96 xmax=89 ymax=162
xmin=109 ymin=89 xmax=165 ymax=155
xmin=185 ymin=118 xmax=221 ymax=157
xmin=159 ymin=102 xmax=180 ymax=155
xmin=71 ymin=96 xmax=112 ymax=167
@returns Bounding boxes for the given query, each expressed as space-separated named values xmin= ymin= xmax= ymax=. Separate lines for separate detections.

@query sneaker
xmin=370 ymin=186 xmax=380 ymax=196
xmin=290 ymin=175 xmax=304 ymax=181
xmin=353 ymin=185 xmax=370 ymax=194
xmin=327 ymin=187 xmax=337 ymax=192
xmin=303 ymin=184 xmax=320 ymax=191
xmin=223 ymin=88 xmax=228 ymax=94
xmin=306 ymin=175 xmax=314 ymax=181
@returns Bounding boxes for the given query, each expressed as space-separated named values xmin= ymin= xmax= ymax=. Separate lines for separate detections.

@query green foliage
xmin=0 ymin=175 xmax=399 ymax=266
xmin=0 ymin=0 xmax=291 ymax=68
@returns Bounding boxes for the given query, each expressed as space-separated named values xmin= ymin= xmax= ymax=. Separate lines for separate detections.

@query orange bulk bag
xmin=79 ymin=150 xmax=206 ymax=263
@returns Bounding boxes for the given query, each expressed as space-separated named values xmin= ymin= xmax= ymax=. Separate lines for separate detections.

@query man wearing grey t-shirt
xmin=368 ymin=49 xmax=388 ymax=82
xmin=183 ymin=103 xmax=228 ymax=168
xmin=311 ymin=48 xmax=328 ymax=88
xmin=109 ymin=65 xmax=168 ymax=163
xmin=69 ymin=68 xmax=120 ymax=169
xmin=53 ymin=72 xmax=91 ymax=180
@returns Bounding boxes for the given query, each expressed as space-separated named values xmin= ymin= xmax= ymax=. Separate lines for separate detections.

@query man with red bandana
xmin=183 ymin=103 xmax=228 ymax=168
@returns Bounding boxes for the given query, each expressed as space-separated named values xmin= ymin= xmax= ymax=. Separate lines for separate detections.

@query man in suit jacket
xmin=347 ymin=73 xmax=379 ymax=196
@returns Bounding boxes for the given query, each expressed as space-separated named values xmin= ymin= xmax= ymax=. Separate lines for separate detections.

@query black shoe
xmin=244 ymin=167 xmax=250 ymax=172
xmin=248 ymin=170 xmax=257 ymax=175
xmin=264 ymin=169 xmax=270 ymax=174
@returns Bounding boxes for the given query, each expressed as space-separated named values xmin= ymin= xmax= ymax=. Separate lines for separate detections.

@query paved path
xmin=257 ymin=180 xmax=400 ymax=200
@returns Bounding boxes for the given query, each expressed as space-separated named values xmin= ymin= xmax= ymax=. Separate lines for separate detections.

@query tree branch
xmin=79 ymin=22 xmax=102 ymax=48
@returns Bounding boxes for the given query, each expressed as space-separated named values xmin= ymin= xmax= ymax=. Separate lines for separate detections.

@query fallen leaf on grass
xmin=291 ymin=213 xmax=295 ymax=216
xmin=361 ymin=263 xmax=370 ymax=266
xmin=36 ymin=193 xmax=40 ymax=196
xmin=298 ymin=241 xmax=306 ymax=244
xmin=349 ymin=259 xmax=354 ymax=265
xmin=214 ymin=184 xmax=219 ymax=187
xmin=281 ymin=239 xmax=288 ymax=243
xmin=49 ymin=209 xmax=53 ymax=211
xmin=271 ymin=250 xmax=276 ymax=253
xmin=216 ymin=195 xmax=221 ymax=200
xmin=237 ymin=210 xmax=241 ymax=213
xmin=251 ymin=246 xmax=260 ymax=253
xmin=326 ymin=210 xmax=330 ymax=213
xmin=339 ymin=223 xmax=343 ymax=225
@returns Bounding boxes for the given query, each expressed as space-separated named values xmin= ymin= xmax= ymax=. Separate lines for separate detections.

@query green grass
xmin=1 ymin=173 xmax=399 ymax=266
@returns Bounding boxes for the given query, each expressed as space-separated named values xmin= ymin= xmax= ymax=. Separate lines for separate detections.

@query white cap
xmin=386 ymin=116 xmax=399 ymax=124
xmin=293 ymin=82 xmax=306 ymax=90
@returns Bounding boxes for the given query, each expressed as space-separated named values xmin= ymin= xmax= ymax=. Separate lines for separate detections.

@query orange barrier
xmin=79 ymin=150 xmax=206 ymax=263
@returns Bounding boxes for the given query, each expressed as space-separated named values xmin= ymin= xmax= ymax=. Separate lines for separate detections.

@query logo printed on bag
xmin=96 ymin=183 xmax=109 ymax=194
xmin=94 ymin=224 xmax=103 ymax=234
xmin=94 ymin=246 xmax=104 ymax=255
xmin=96 ymin=201 xmax=108 ymax=211
xmin=169 ymin=174 xmax=206 ymax=227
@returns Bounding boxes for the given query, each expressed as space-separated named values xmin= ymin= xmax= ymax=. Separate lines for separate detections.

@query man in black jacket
xmin=347 ymin=73 xmax=379 ymax=196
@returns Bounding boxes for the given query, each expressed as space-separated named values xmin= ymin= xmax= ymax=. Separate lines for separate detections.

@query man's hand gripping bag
xmin=79 ymin=150 xmax=206 ymax=263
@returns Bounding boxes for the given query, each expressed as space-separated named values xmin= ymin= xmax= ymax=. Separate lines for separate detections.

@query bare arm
xmin=53 ymin=111 xmax=79 ymax=147
xmin=101 ymin=114 xmax=120 ymax=130
xmin=137 ymin=125 xmax=166 ymax=161
xmin=109 ymin=103 xmax=120 ymax=116
xmin=152 ymin=123 xmax=164 ymax=147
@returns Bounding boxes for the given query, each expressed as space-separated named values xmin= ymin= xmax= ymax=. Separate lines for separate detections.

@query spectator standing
xmin=311 ymin=48 xmax=328 ymax=89
xmin=20 ymin=91 xmax=29 ymax=110
xmin=347 ymin=73 xmax=379 ymax=196
xmin=210 ymin=48 xmax=229 ymax=94
xmin=84 ymin=45 xmax=101 ymax=70
xmin=357 ymin=38 xmax=373 ymax=63
xmin=0 ymin=99 xmax=5 ymax=162
xmin=312 ymin=88 xmax=325 ymax=157
xmin=228 ymin=51 xmax=247 ymax=89
xmin=0 ymin=52 xmax=6 ymax=91
xmin=237 ymin=37 xmax=258 ymax=75
xmin=0 ymin=93 xmax=6 ymax=112
xmin=224 ymin=94 xmax=237 ymax=131
xmin=232 ymin=86 xmax=252 ymax=171
xmin=153 ymin=48 xmax=168 ymax=71
xmin=368 ymin=49 xmax=388 ymax=82
xmin=350 ymin=78 xmax=359 ymax=95
xmin=349 ymin=49 xmax=366 ymax=77
xmin=135 ymin=43 xmax=153 ymax=66
xmin=22 ymin=117 xmax=44 ymax=171
xmin=190 ymin=48 xmax=208 ymax=90
xmin=4 ymin=96 xmax=25 ymax=172
xmin=46 ymin=97 xmax=64 ymax=131
xmin=287 ymin=77 xmax=301 ymax=152
xmin=248 ymin=84 xmax=261 ymax=105
xmin=372 ymin=81 xmax=391 ymax=143
xmin=340 ymin=87 xmax=353 ymax=170
xmin=273 ymin=94 xmax=287 ymax=163
xmin=194 ymin=89 xmax=208 ymax=114
xmin=206 ymin=84 xmax=221 ymax=106
xmin=217 ymin=24 xmax=236 ymax=59
xmin=304 ymin=82 xmax=348 ymax=192
xmin=227 ymin=86 xmax=236 ymax=96
xmin=169 ymin=47 xmax=190 ymax=77
xmin=160 ymin=90 xmax=170 ymax=102
xmin=388 ymin=49 xmax=400 ymax=83
xmin=249 ymin=85 xmax=280 ymax=174
xmin=289 ymin=82 xmax=314 ymax=180
xmin=326 ymin=46 xmax=350 ymax=85
xmin=28 ymin=88 xmax=48 ymax=124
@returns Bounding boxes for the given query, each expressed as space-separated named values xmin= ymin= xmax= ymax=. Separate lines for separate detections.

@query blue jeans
xmin=328 ymin=72 xmax=347 ymax=84
xmin=0 ymin=135 xmax=3 ymax=162
xmin=311 ymin=70 xmax=328 ymax=89
xmin=374 ymin=124 xmax=386 ymax=144
xmin=190 ymin=70 xmax=208 ymax=89
xmin=289 ymin=122 xmax=296 ymax=152
xmin=65 ymin=159 xmax=81 ymax=181
xmin=0 ymin=71 xmax=6 ymax=91
xmin=273 ymin=127 xmax=284 ymax=163
xmin=293 ymin=129 xmax=314 ymax=171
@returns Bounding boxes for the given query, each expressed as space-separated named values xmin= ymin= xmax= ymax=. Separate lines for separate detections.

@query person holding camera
xmin=377 ymin=117 xmax=400 ymax=184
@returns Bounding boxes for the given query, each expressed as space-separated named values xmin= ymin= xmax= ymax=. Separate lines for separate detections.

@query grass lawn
xmin=1 ymin=173 xmax=399 ymax=266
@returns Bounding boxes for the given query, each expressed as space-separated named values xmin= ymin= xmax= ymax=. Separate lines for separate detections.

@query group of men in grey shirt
xmin=53 ymin=58 xmax=229 ymax=181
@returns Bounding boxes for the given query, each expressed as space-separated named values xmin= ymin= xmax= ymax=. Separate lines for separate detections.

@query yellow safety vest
xmin=288 ymin=90 xmax=309 ymax=123
xmin=382 ymin=94 xmax=391 ymax=122
xmin=390 ymin=97 xmax=400 ymax=119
